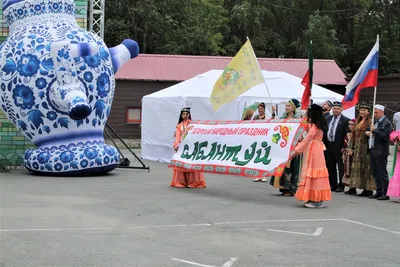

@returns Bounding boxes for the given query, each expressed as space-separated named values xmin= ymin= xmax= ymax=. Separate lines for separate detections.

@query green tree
xmin=300 ymin=11 xmax=345 ymax=60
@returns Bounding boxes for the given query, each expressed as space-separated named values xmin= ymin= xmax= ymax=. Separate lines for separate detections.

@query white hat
xmin=374 ymin=104 xmax=385 ymax=112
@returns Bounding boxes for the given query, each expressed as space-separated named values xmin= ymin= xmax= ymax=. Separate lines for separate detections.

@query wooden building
xmin=359 ymin=74 xmax=400 ymax=121
xmin=110 ymin=54 xmax=349 ymax=139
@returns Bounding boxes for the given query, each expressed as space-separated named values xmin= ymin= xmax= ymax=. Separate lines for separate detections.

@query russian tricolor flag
xmin=342 ymin=36 xmax=379 ymax=109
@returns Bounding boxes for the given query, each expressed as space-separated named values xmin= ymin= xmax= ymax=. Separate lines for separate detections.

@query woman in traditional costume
xmin=342 ymin=119 xmax=356 ymax=187
xmin=253 ymin=102 xmax=276 ymax=182
xmin=387 ymin=131 xmax=400 ymax=202
xmin=171 ymin=107 xmax=206 ymax=188
xmin=293 ymin=103 xmax=331 ymax=208
xmin=269 ymin=99 xmax=302 ymax=196
xmin=343 ymin=104 xmax=375 ymax=196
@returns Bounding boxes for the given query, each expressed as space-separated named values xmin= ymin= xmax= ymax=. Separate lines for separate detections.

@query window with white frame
xmin=126 ymin=107 xmax=141 ymax=124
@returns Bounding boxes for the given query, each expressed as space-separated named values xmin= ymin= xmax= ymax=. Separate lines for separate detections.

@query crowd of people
xmin=169 ymin=100 xmax=400 ymax=209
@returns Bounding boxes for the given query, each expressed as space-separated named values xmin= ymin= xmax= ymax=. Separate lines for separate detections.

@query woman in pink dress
xmin=171 ymin=107 xmax=206 ymax=188
xmin=387 ymin=131 xmax=400 ymax=202
xmin=293 ymin=104 xmax=332 ymax=208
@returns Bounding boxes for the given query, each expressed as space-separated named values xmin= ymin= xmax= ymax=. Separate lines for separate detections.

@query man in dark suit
xmin=323 ymin=101 xmax=350 ymax=192
xmin=367 ymin=104 xmax=393 ymax=200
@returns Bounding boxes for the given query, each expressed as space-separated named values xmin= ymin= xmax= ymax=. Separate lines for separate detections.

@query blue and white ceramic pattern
xmin=0 ymin=0 xmax=139 ymax=175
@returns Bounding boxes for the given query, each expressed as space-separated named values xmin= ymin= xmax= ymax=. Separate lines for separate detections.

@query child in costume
xmin=293 ymin=104 xmax=331 ymax=208
xmin=171 ymin=107 xmax=206 ymax=188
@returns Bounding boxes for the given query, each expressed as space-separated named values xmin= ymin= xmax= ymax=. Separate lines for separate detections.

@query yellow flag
xmin=210 ymin=39 xmax=264 ymax=111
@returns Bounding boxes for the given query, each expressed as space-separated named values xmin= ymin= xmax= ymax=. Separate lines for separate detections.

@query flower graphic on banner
xmin=273 ymin=125 xmax=291 ymax=148
xmin=272 ymin=133 xmax=281 ymax=144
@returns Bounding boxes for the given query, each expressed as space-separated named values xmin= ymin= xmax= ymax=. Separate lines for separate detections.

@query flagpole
xmin=246 ymin=37 xmax=275 ymax=115
xmin=369 ymin=34 xmax=379 ymax=149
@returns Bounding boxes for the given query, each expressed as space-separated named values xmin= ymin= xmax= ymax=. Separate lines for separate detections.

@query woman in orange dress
xmin=293 ymin=104 xmax=331 ymax=208
xmin=171 ymin=107 xmax=206 ymax=188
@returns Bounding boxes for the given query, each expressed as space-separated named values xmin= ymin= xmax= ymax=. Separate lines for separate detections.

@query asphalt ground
xmin=0 ymin=149 xmax=399 ymax=267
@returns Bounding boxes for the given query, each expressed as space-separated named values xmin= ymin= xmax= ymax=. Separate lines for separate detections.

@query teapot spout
xmin=50 ymin=41 xmax=96 ymax=120
xmin=49 ymin=84 xmax=92 ymax=121
xmin=109 ymin=39 xmax=139 ymax=73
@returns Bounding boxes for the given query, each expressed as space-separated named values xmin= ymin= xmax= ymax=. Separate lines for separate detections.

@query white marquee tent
xmin=141 ymin=70 xmax=354 ymax=163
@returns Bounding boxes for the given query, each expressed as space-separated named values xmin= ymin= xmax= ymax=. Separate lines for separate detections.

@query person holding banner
xmin=253 ymin=102 xmax=276 ymax=182
xmin=269 ymin=98 xmax=302 ymax=196
xmin=252 ymin=102 xmax=276 ymax=121
xmin=293 ymin=103 xmax=331 ymax=208
xmin=171 ymin=107 xmax=207 ymax=188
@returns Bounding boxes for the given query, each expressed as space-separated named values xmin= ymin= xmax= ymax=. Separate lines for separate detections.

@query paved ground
xmin=0 ymin=149 xmax=399 ymax=267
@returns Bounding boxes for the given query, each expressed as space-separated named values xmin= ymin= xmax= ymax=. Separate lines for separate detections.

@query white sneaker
xmin=304 ymin=202 xmax=324 ymax=208
xmin=261 ymin=177 xmax=268 ymax=182
xmin=253 ymin=178 xmax=262 ymax=182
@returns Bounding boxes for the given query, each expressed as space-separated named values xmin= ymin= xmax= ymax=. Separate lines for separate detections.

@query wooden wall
xmin=108 ymin=80 xmax=177 ymax=139
xmin=359 ymin=76 xmax=400 ymax=121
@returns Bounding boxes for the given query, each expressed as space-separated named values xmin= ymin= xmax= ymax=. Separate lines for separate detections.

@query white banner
xmin=170 ymin=119 xmax=306 ymax=178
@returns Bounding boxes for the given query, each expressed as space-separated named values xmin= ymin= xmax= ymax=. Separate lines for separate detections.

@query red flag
xmin=301 ymin=41 xmax=313 ymax=110
xmin=301 ymin=70 xmax=312 ymax=109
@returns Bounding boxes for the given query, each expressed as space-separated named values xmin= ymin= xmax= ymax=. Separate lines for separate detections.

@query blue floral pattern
xmin=17 ymin=54 xmax=41 ymax=77
xmin=12 ymin=84 xmax=36 ymax=109
xmin=24 ymin=141 xmax=120 ymax=173
xmin=0 ymin=0 xmax=125 ymax=175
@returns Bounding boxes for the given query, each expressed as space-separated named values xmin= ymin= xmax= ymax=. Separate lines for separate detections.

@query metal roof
xmin=115 ymin=54 xmax=348 ymax=85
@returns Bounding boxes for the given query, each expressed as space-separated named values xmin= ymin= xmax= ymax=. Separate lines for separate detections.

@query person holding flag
xmin=366 ymin=104 xmax=393 ymax=200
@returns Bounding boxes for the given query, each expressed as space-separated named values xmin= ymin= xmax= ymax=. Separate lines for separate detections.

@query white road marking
xmin=212 ymin=218 xmax=341 ymax=225
xmin=171 ymin=257 xmax=238 ymax=267
xmin=128 ymin=223 xmax=212 ymax=230
xmin=171 ymin=258 xmax=216 ymax=267
xmin=222 ymin=257 xmax=238 ymax=267
xmin=266 ymin=227 xmax=324 ymax=236
xmin=0 ymin=227 xmax=113 ymax=232
xmin=342 ymin=219 xmax=400 ymax=235
xmin=313 ymin=227 xmax=324 ymax=236
xmin=0 ymin=219 xmax=398 ymax=236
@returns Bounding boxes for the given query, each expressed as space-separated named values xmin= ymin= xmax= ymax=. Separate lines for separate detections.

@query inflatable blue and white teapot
xmin=0 ymin=0 xmax=139 ymax=175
